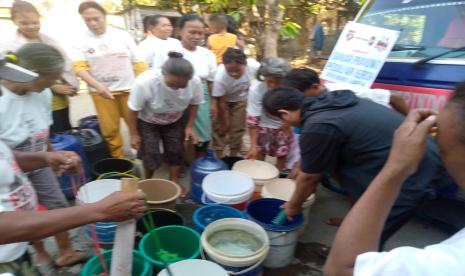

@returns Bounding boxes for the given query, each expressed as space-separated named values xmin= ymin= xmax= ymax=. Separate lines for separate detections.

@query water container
xmin=67 ymin=128 xmax=110 ymax=172
xmin=50 ymin=134 xmax=90 ymax=199
xmin=190 ymin=149 xmax=228 ymax=203
xmin=78 ymin=115 xmax=101 ymax=135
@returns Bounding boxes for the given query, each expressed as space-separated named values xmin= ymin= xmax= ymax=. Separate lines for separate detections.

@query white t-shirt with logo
xmin=138 ymin=36 xmax=181 ymax=69
xmin=154 ymin=45 xmax=217 ymax=81
xmin=246 ymin=80 xmax=283 ymax=129
xmin=0 ymin=140 xmax=37 ymax=262
xmin=212 ymin=62 xmax=259 ymax=102
xmin=0 ymin=86 xmax=52 ymax=152
xmin=128 ymin=70 xmax=204 ymax=125
xmin=354 ymin=228 xmax=465 ymax=276
xmin=71 ymin=27 xmax=144 ymax=92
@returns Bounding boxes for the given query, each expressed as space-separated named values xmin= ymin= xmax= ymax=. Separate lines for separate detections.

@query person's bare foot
xmin=55 ymin=250 xmax=86 ymax=267
xmin=325 ymin=217 xmax=344 ymax=227
xmin=180 ymin=186 xmax=189 ymax=198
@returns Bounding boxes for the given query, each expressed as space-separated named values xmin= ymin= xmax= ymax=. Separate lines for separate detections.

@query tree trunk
xmin=262 ymin=0 xmax=284 ymax=58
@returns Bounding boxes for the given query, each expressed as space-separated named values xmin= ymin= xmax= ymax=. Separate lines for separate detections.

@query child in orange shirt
xmin=207 ymin=14 xmax=238 ymax=64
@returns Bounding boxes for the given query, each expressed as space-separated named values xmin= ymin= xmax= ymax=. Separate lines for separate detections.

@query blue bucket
xmin=246 ymin=198 xmax=303 ymax=268
xmin=193 ymin=205 xmax=245 ymax=232
xmin=84 ymin=222 xmax=117 ymax=244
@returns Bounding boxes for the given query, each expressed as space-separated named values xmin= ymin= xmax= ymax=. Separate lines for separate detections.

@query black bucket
xmin=135 ymin=209 xmax=185 ymax=245
xmin=91 ymin=158 xmax=134 ymax=180
xmin=221 ymin=156 xmax=244 ymax=170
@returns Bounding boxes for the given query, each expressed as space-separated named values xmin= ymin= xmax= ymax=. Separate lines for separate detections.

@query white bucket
xmin=157 ymin=259 xmax=229 ymax=276
xmin=202 ymin=171 xmax=254 ymax=210
xmin=201 ymin=218 xmax=270 ymax=276
xmin=76 ymin=179 xmax=121 ymax=204
xmin=262 ymin=178 xmax=316 ymax=226
xmin=76 ymin=179 xmax=121 ymax=244
xmin=232 ymin=160 xmax=279 ymax=196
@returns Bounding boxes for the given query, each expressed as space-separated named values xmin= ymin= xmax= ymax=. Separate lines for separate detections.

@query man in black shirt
xmin=262 ymin=86 xmax=448 ymax=244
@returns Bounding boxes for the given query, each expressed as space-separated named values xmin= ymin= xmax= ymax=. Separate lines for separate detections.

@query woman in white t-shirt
xmin=211 ymin=48 xmax=259 ymax=158
xmin=72 ymin=1 xmax=147 ymax=158
xmin=246 ymin=57 xmax=293 ymax=170
xmin=0 ymin=43 xmax=86 ymax=273
xmin=128 ymin=52 xmax=203 ymax=185
xmin=138 ymin=15 xmax=181 ymax=69
xmin=156 ymin=14 xmax=217 ymax=157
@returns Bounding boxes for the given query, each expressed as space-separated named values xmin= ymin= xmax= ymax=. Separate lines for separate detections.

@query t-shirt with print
xmin=137 ymin=36 xmax=181 ymax=69
xmin=0 ymin=140 xmax=37 ymax=263
xmin=153 ymin=45 xmax=217 ymax=81
xmin=128 ymin=70 xmax=204 ymax=125
xmin=71 ymin=27 xmax=144 ymax=92
xmin=0 ymin=86 xmax=52 ymax=152
xmin=246 ymin=80 xmax=283 ymax=129
xmin=212 ymin=62 xmax=259 ymax=102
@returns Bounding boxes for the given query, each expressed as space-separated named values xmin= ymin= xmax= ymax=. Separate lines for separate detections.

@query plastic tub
xmin=202 ymin=170 xmax=254 ymax=210
xmin=92 ymin=158 xmax=134 ymax=180
xmin=138 ymin=179 xmax=181 ymax=211
xmin=201 ymin=218 xmax=269 ymax=276
xmin=158 ymin=259 xmax=229 ymax=276
xmin=246 ymin=198 xmax=303 ymax=268
xmin=136 ymin=209 xmax=184 ymax=244
xmin=262 ymin=178 xmax=316 ymax=226
xmin=139 ymin=225 xmax=201 ymax=270
xmin=232 ymin=160 xmax=279 ymax=199
xmin=81 ymin=250 xmax=153 ymax=276
xmin=193 ymin=205 xmax=245 ymax=232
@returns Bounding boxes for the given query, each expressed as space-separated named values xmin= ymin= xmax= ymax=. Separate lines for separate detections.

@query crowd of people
xmin=0 ymin=0 xmax=464 ymax=275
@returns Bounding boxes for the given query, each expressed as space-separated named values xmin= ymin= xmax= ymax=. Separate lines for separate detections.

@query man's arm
xmin=284 ymin=171 xmax=322 ymax=219
xmin=324 ymin=110 xmax=437 ymax=276
xmin=0 ymin=191 xmax=146 ymax=244
xmin=14 ymin=151 xmax=80 ymax=174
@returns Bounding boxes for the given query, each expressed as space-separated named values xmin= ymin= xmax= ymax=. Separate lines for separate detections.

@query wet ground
xmin=36 ymin=92 xmax=450 ymax=275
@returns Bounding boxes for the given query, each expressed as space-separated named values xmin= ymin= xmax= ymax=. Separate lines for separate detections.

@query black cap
xmin=0 ymin=56 xmax=38 ymax=82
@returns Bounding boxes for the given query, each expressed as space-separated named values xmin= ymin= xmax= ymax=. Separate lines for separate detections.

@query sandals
xmin=55 ymin=250 xmax=88 ymax=268
xmin=36 ymin=261 xmax=57 ymax=276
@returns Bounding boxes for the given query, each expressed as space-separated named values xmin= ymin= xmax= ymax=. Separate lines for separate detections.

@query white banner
xmin=321 ymin=22 xmax=400 ymax=88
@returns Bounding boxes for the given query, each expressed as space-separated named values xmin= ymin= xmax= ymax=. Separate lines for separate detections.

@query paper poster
xmin=321 ymin=22 xmax=400 ymax=88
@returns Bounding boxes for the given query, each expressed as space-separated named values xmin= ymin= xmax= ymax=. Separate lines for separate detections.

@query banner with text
xmin=321 ymin=22 xmax=400 ymax=88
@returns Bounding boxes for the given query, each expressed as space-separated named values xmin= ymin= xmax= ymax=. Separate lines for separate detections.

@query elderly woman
xmin=72 ymin=1 xmax=147 ymax=158
xmin=246 ymin=57 xmax=293 ymax=170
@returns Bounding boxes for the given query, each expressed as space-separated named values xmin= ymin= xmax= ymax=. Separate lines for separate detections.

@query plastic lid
xmin=202 ymin=171 xmax=253 ymax=197
xmin=157 ymin=259 xmax=228 ymax=276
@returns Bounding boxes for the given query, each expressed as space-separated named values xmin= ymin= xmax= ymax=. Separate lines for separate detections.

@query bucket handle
xmin=269 ymin=231 xmax=290 ymax=240
xmin=200 ymin=249 xmax=266 ymax=276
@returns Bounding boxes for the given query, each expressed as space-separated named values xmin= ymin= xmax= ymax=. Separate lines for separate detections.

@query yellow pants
xmin=91 ymin=92 xmax=129 ymax=158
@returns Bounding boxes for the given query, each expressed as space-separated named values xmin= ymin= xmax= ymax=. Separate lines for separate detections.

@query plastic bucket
xmin=201 ymin=218 xmax=269 ymax=276
xmin=138 ymin=179 xmax=181 ymax=211
xmin=202 ymin=171 xmax=254 ymax=210
xmin=158 ymin=259 xmax=229 ymax=276
xmin=84 ymin=222 xmax=117 ymax=244
xmin=262 ymin=178 xmax=316 ymax=226
xmin=232 ymin=160 xmax=279 ymax=200
xmin=92 ymin=158 xmax=134 ymax=180
xmin=97 ymin=172 xmax=138 ymax=180
xmin=76 ymin=179 xmax=121 ymax=245
xmin=136 ymin=209 xmax=184 ymax=244
xmin=81 ymin=250 xmax=152 ymax=276
xmin=139 ymin=225 xmax=201 ymax=270
xmin=193 ymin=205 xmax=245 ymax=232
xmin=246 ymin=198 xmax=303 ymax=268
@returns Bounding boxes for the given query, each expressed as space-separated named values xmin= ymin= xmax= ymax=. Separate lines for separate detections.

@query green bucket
xmin=81 ymin=250 xmax=153 ymax=276
xmin=139 ymin=225 xmax=201 ymax=269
